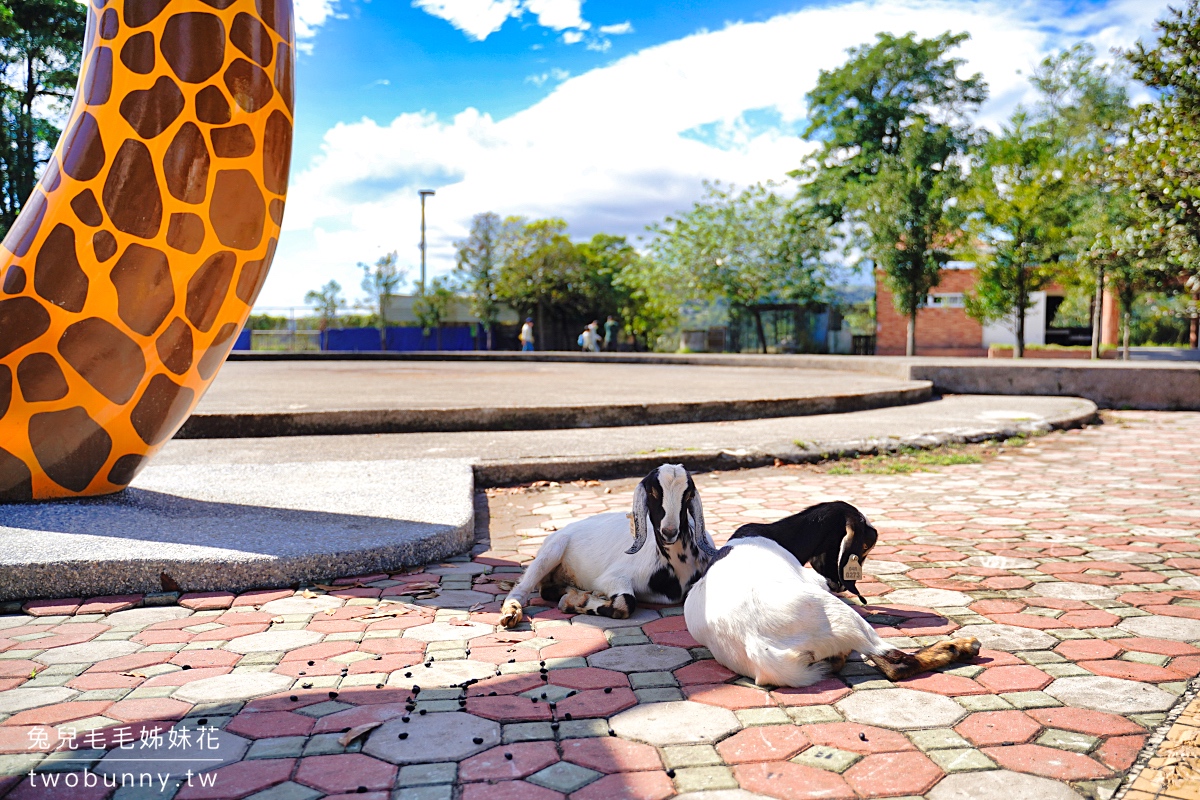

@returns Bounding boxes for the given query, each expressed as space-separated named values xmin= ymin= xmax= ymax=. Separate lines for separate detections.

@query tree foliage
xmin=0 ymin=0 xmax=86 ymax=236
xmin=453 ymin=212 xmax=503 ymax=348
xmin=358 ymin=251 xmax=407 ymax=344
xmin=798 ymin=31 xmax=985 ymax=355
xmin=305 ymin=280 xmax=346 ymax=331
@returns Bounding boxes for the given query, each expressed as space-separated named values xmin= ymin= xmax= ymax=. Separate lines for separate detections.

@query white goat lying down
xmin=499 ymin=464 xmax=719 ymax=629
xmin=685 ymin=501 xmax=980 ymax=687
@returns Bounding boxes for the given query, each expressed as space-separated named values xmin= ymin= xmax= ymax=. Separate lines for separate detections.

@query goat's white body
xmin=505 ymin=511 xmax=699 ymax=607
xmin=685 ymin=537 xmax=893 ymax=687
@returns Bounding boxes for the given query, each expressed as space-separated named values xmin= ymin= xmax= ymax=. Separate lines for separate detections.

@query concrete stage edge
xmin=0 ymin=397 xmax=1096 ymax=600
xmin=228 ymin=351 xmax=1200 ymax=411
xmin=0 ymin=460 xmax=474 ymax=601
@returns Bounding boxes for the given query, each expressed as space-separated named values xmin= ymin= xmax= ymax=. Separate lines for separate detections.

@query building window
xmin=925 ymin=293 xmax=965 ymax=308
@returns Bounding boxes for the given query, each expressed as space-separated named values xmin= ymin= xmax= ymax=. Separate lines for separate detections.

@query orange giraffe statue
xmin=0 ymin=0 xmax=293 ymax=501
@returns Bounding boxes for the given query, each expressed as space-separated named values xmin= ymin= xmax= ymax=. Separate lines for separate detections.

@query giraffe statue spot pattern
xmin=0 ymin=0 xmax=293 ymax=500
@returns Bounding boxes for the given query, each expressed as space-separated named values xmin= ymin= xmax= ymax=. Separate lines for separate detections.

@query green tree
xmin=964 ymin=112 xmax=1075 ymax=356
xmin=412 ymin=276 xmax=456 ymax=349
xmin=305 ymin=280 xmax=346 ymax=332
xmin=453 ymin=212 xmax=503 ymax=349
xmin=796 ymin=31 xmax=986 ymax=355
xmin=359 ymin=251 xmax=407 ymax=347
xmin=493 ymin=217 xmax=588 ymax=348
xmin=647 ymin=181 xmax=833 ymax=352
xmin=1115 ymin=0 xmax=1200 ymax=346
xmin=0 ymin=0 xmax=85 ymax=237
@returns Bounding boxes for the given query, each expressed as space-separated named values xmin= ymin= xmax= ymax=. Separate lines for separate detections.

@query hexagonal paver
xmin=363 ymin=711 xmax=500 ymax=764
xmin=105 ymin=606 xmax=193 ymax=628
xmin=570 ymin=608 xmax=661 ymax=630
xmin=882 ymin=589 xmax=974 ymax=608
xmin=959 ymin=624 xmax=1058 ymax=652
xmin=226 ymin=630 xmax=323 ymax=654
xmin=386 ymin=659 xmax=496 ymax=687
xmin=1120 ymin=615 xmax=1200 ymax=642
xmin=1043 ymin=676 xmax=1176 ymax=715
xmin=173 ymin=672 xmax=294 ymax=704
xmin=927 ymin=769 xmax=1085 ymax=800
xmin=863 ymin=560 xmax=912 ymax=575
xmin=954 ymin=711 xmax=1041 ymax=746
xmin=294 ymin=753 xmax=397 ymax=793
xmin=0 ymin=687 xmax=78 ymax=714
xmin=588 ymin=644 xmax=691 ymax=673
xmin=404 ymin=621 xmax=495 ymax=642
xmin=836 ymin=689 xmax=966 ymax=730
xmin=610 ymin=700 xmax=740 ymax=746
xmin=259 ymin=595 xmax=343 ymax=615
xmin=416 ymin=589 xmax=494 ymax=608
xmin=843 ymin=751 xmax=943 ymax=797
xmin=97 ymin=728 xmax=250 ymax=781
xmin=1030 ymin=583 xmax=1119 ymax=601
xmin=34 ymin=640 xmax=143 ymax=665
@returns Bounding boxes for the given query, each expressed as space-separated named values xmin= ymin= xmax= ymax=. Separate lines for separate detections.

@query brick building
xmin=875 ymin=264 xmax=1119 ymax=357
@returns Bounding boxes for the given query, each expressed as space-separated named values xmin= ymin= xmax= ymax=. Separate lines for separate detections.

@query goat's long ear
xmin=689 ymin=485 xmax=720 ymax=559
xmin=625 ymin=480 xmax=649 ymax=555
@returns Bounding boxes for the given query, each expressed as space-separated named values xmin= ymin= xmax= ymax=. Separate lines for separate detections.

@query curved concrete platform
xmin=0 ymin=460 xmax=474 ymax=601
xmin=179 ymin=360 xmax=931 ymax=437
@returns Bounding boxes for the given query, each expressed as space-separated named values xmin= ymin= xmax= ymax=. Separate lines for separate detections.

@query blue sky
xmin=263 ymin=0 xmax=1171 ymax=310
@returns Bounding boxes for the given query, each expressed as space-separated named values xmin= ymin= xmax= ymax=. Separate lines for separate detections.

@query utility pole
xmin=419 ymin=189 xmax=435 ymax=295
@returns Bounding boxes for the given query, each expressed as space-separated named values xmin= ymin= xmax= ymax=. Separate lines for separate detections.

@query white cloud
xmin=525 ymin=68 xmax=571 ymax=86
xmin=524 ymin=0 xmax=588 ymax=31
xmin=293 ymin=0 xmax=343 ymax=53
xmin=599 ymin=21 xmax=633 ymax=35
xmin=411 ymin=0 xmax=522 ymax=41
xmin=561 ymin=30 xmax=584 ymax=44
xmin=264 ymin=0 xmax=1171 ymax=308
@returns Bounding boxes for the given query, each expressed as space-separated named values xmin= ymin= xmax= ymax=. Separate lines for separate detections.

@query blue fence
xmin=233 ymin=326 xmax=484 ymax=352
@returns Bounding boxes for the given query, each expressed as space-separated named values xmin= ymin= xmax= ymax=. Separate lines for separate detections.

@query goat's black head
xmin=626 ymin=464 xmax=706 ymax=555
xmin=806 ymin=503 xmax=878 ymax=603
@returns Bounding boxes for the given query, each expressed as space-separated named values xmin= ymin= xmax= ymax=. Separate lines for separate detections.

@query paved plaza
xmin=0 ymin=411 xmax=1198 ymax=799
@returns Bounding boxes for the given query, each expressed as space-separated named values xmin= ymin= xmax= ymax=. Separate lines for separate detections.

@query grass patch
xmin=789 ymin=440 xmax=1019 ymax=476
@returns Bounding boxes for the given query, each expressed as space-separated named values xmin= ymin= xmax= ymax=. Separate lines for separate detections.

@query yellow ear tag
xmin=843 ymin=554 xmax=863 ymax=581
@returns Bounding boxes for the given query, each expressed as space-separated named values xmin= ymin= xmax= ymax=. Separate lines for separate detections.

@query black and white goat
xmin=498 ymin=464 xmax=719 ymax=629
xmin=685 ymin=501 xmax=980 ymax=687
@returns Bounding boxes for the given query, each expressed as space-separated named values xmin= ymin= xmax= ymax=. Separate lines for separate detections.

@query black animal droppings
xmin=181 ymin=664 xmax=191 ymax=670
xmin=412 ymin=685 xmax=421 ymax=695
xmin=308 ymin=661 xmax=314 ymax=666
xmin=540 ymin=661 xmax=546 ymax=667
xmin=666 ymin=769 xmax=676 ymax=778
xmin=302 ymin=683 xmax=312 ymax=689
xmin=564 ymin=713 xmax=572 ymax=720
xmin=608 ymin=729 xmax=616 ymax=737
xmin=376 ymin=683 xmax=384 ymax=689
xmin=329 ymin=691 xmax=338 ymax=699
xmin=531 ymin=697 xmax=539 ymax=703
xmin=504 ymin=752 xmax=513 ymax=760
xmin=508 ymin=659 xmax=516 ymax=664
xmin=197 ymin=719 xmax=208 ymax=725
xmin=298 ymin=671 xmax=306 ymax=676
xmin=357 ymin=788 xmax=367 ymax=795
xmin=604 ymin=687 xmax=612 ymax=694
xmin=398 ymin=732 xmax=408 ymax=740
xmin=405 ymin=672 xmax=412 ymax=678
xmin=567 ymin=691 xmax=577 ymax=697
xmin=541 ymin=692 xmax=548 ymax=699
xmin=489 ymin=691 xmax=498 ymax=697
xmin=419 ymin=709 xmax=427 ymax=715
xmin=458 ymin=699 xmax=467 ymax=707
xmin=550 ymin=722 xmax=559 ymax=731
xmin=290 ymin=695 xmax=298 ymax=702
xmin=473 ymin=736 xmax=484 ymax=744
xmin=402 ymin=716 xmax=410 ymax=723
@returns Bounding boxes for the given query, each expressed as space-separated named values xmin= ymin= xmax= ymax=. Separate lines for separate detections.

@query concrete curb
xmin=471 ymin=398 xmax=1099 ymax=486
xmin=176 ymin=383 xmax=932 ymax=438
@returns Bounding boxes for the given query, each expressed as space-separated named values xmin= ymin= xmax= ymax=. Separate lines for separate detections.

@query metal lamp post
xmin=419 ymin=189 xmax=435 ymax=294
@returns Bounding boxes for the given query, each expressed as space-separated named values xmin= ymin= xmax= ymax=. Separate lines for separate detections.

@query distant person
xmin=579 ymin=321 xmax=600 ymax=353
xmin=603 ymin=316 xmax=618 ymax=351
xmin=520 ymin=318 xmax=535 ymax=351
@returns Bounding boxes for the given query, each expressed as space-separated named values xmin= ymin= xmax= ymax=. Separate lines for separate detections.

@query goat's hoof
xmin=824 ymin=652 xmax=848 ymax=673
xmin=498 ymin=601 xmax=523 ymax=629
xmin=951 ymin=636 xmax=981 ymax=661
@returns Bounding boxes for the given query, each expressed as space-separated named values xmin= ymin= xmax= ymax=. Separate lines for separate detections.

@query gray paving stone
xmin=106 ymin=606 xmax=192 ymax=629
xmin=387 ymin=659 xmax=495 ymax=687
xmin=258 ymin=595 xmax=343 ymax=616
xmin=1044 ymin=676 xmax=1176 ymax=714
xmin=1120 ymin=614 xmax=1200 ymax=642
xmin=172 ymin=672 xmax=293 ymax=704
xmin=1030 ymin=583 xmax=1119 ymax=601
xmin=864 ymin=559 xmax=913 ymax=574
xmin=662 ymin=745 xmax=723 ymax=768
xmin=416 ymin=590 xmax=494 ymax=608
xmin=956 ymin=695 xmax=1013 ymax=712
xmin=629 ymin=671 xmax=677 ymax=689
xmin=965 ymin=556 xmax=1038 ymax=570
xmin=837 ymin=688 xmax=966 ymax=729
xmin=735 ymin=707 xmax=792 ymax=726
xmin=635 ymin=687 xmax=684 ymax=703
xmin=302 ymin=733 xmax=348 ymax=756
xmin=398 ymin=762 xmax=457 ymax=787
xmin=610 ymin=700 xmax=739 ymax=746
xmin=928 ymin=748 xmax=997 ymax=773
xmin=225 ymin=630 xmax=322 ymax=654
xmin=0 ymin=754 xmax=44 ymax=777
xmin=959 ymin=624 xmax=1058 ymax=651
xmin=295 ymin=700 xmax=354 ymax=718
xmin=908 ymin=729 xmax=972 ymax=751
xmin=113 ymin=781 xmax=183 ymax=800
xmin=247 ymin=736 xmax=308 ymax=759
xmin=245 ymin=782 xmax=321 ymax=800
xmin=0 ymin=686 xmax=78 ymax=713
xmin=34 ymin=640 xmax=142 ymax=665
xmin=96 ymin=728 xmax=249 ymax=781
xmin=882 ymin=588 xmax=974 ymax=607
xmin=674 ymin=766 xmax=739 ymax=792
xmin=405 ymin=621 xmax=494 ymax=642
xmin=786 ymin=706 xmax=842 ymax=725
xmin=1037 ymin=728 xmax=1097 ymax=753
xmin=364 ymin=711 xmax=500 ymax=764
xmin=390 ymin=786 xmax=453 ymax=800
xmin=1001 ymin=692 xmax=1060 ymax=710
xmin=792 ymin=745 xmax=862 ymax=773
xmin=927 ymin=769 xmax=1084 ymax=799
xmin=502 ymin=722 xmax=555 ymax=743
xmin=588 ymin=644 xmax=691 ymax=673
xmin=571 ymin=607 xmax=660 ymax=630
xmin=528 ymin=761 xmax=601 ymax=792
